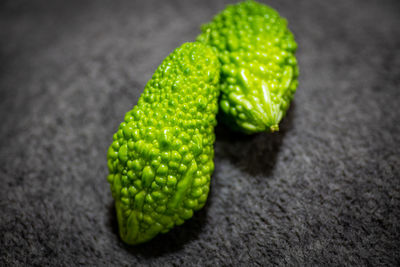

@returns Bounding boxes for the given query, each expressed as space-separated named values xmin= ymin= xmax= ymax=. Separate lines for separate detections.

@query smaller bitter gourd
xmin=197 ymin=0 xmax=299 ymax=134
xmin=107 ymin=42 xmax=220 ymax=245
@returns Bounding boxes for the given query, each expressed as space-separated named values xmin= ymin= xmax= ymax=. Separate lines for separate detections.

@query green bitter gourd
xmin=197 ymin=0 xmax=299 ymax=134
xmin=107 ymin=42 xmax=220 ymax=244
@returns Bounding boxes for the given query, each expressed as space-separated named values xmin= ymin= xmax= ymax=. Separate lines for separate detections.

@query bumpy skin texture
xmin=197 ymin=0 xmax=299 ymax=134
xmin=107 ymin=43 xmax=220 ymax=245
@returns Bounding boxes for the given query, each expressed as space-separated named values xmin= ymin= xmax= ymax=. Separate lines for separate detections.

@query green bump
xmin=107 ymin=42 xmax=220 ymax=245
xmin=157 ymin=164 xmax=168 ymax=176
xmin=118 ymin=144 xmax=128 ymax=163
xmin=155 ymin=176 xmax=166 ymax=185
xmin=134 ymin=191 xmax=146 ymax=210
xmin=132 ymin=160 xmax=142 ymax=171
xmin=180 ymin=209 xmax=193 ymax=220
xmin=142 ymin=166 xmax=155 ymax=188
xmin=159 ymin=128 xmax=173 ymax=148
xmin=184 ymin=199 xmax=197 ymax=209
xmin=167 ymin=175 xmax=177 ymax=186
xmin=108 ymin=146 xmax=117 ymax=160
xmin=197 ymin=0 xmax=299 ymax=134
xmin=191 ymin=187 xmax=203 ymax=198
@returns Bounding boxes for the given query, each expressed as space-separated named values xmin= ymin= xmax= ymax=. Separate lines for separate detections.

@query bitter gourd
xmin=197 ymin=0 xmax=299 ymax=134
xmin=107 ymin=42 xmax=220 ymax=244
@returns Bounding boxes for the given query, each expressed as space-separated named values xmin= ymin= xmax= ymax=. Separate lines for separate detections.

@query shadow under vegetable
xmin=215 ymin=102 xmax=295 ymax=178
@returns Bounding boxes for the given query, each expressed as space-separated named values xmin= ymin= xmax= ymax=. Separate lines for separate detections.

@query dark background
xmin=1 ymin=0 xmax=399 ymax=265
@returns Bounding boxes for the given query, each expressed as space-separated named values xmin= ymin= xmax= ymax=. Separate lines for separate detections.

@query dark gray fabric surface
xmin=1 ymin=0 xmax=399 ymax=265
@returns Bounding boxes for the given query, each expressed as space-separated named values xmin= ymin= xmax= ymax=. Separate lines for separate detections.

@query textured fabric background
xmin=1 ymin=0 xmax=399 ymax=265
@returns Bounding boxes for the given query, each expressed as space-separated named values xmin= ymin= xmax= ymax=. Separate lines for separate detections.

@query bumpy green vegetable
xmin=197 ymin=0 xmax=299 ymax=134
xmin=107 ymin=42 xmax=220 ymax=245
